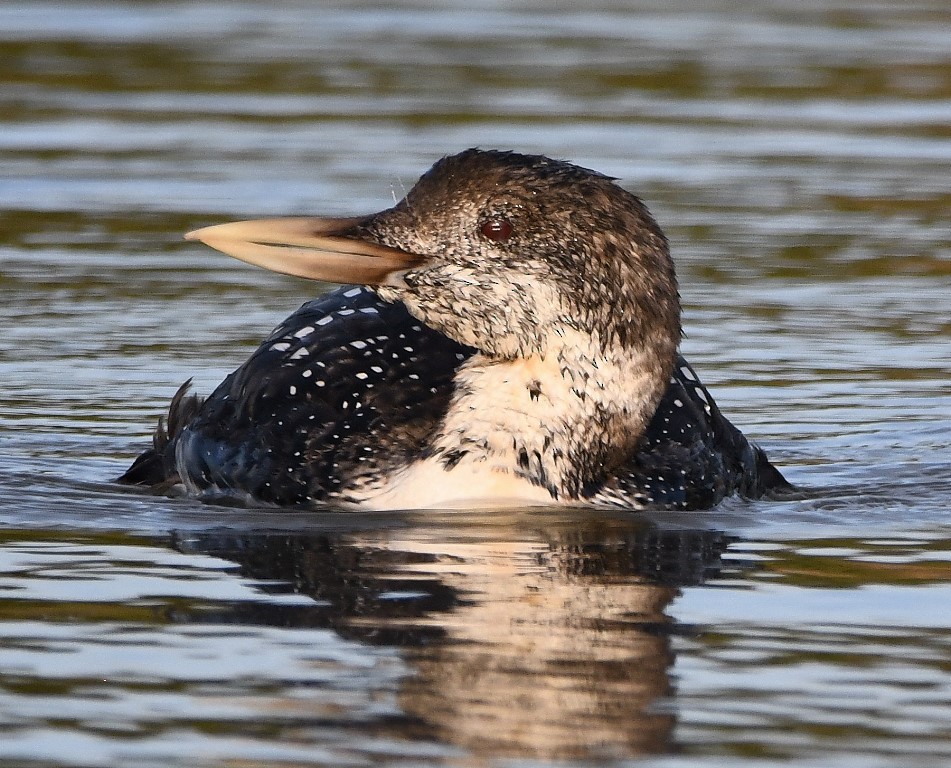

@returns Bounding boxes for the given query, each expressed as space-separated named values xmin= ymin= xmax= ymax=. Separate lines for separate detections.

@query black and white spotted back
xmin=125 ymin=286 xmax=788 ymax=509
xmin=594 ymin=358 xmax=787 ymax=509
xmin=172 ymin=286 xmax=473 ymax=505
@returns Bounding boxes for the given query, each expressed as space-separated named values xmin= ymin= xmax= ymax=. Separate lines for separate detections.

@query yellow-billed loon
xmin=120 ymin=149 xmax=791 ymax=510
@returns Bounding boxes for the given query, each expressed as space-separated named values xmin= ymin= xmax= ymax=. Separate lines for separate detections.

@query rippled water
xmin=1 ymin=1 xmax=949 ymax=766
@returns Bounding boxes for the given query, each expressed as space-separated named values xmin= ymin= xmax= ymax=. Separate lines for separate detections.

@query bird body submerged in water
xmin=120 ymin=149 xmax=790 ymax=510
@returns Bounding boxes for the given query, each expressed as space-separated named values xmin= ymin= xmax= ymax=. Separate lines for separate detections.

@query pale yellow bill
xmin=185 ymin=216 xmax=423 ymax=285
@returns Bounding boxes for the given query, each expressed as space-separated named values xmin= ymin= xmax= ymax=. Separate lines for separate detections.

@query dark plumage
xmin=120 ymin=149 xmax=791 ymax=510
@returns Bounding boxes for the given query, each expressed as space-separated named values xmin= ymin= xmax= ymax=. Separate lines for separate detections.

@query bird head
xmin=187 ymin=149 xmax=680 ymax=364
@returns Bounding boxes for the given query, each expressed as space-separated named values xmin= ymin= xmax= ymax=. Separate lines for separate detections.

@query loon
xmin=120 ymin=149 xmax=791 ymax=510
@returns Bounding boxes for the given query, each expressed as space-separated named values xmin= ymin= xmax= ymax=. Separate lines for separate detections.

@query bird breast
xmin=347 ymin=329 xmax=662 ymax=508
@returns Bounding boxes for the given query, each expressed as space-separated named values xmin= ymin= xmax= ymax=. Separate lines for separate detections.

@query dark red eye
xmin=480 ymin=218 xmax=513 ymax=242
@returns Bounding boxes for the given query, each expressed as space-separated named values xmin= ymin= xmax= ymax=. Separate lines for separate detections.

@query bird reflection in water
xmin=172 ymin=514 xmax=731 ymax=760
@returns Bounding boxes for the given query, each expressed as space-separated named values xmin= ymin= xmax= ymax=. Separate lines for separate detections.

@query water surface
xmin=1 ymin=1 xmax=949 ymax=766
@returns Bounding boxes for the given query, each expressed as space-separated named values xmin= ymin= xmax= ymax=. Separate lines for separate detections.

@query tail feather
xmin=117 ymin=380 xmax=203 ymax=488
xmin=751 ymin=443 xmax=795 ymax=497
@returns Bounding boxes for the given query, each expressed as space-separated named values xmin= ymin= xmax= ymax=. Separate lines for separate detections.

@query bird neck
xmin=431 ymin=329 xmax=673 ymax=499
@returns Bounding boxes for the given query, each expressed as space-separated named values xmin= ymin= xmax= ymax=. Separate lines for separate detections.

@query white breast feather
xmin=351 ymin=329 xmax=657 ymax=509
